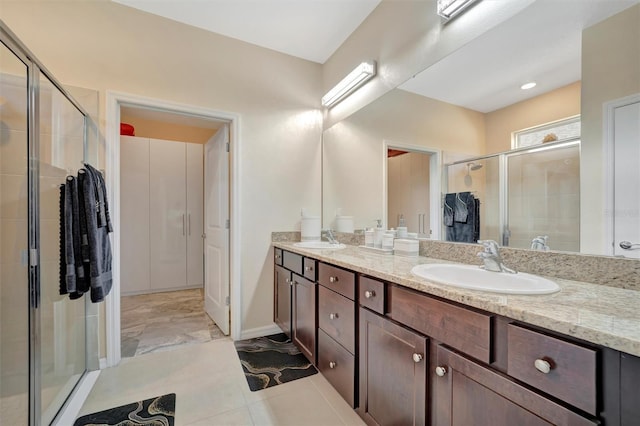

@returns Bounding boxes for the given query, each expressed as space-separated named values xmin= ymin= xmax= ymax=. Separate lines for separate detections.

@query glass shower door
xmin=38 ymin=75 xmax=87 ymax=425
xmin=0 ymin=40 xmax=30 ymax=426
xmin=505 ymin=142 xmax=581 ymax=251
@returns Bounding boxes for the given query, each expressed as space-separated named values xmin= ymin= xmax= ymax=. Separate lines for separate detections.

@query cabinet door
xmin=293 ymin=274 xmax=316 ymax=363
xmin=120 ymin=136 xmax=150 ymax=294
xmin=359 ymin=308 xmax=428 ymax=426
xmin=186 ymin=142 xmax=204 ymax=287
xmin=274 ymin=265 xmax=292 ymax=337
xmin=434 ymin=345 xmax=597 ymax=426
xmin=149 ymin=139 xmax=187 ymax=290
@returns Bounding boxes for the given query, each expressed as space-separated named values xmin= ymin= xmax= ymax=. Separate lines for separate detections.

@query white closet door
xmin=120 ymin=136 xmax=150 ymax=294
xmin=149 ymin=139 xmax=187 ymax=290
xmin=186 ymin=142 xmax=204 ymax=287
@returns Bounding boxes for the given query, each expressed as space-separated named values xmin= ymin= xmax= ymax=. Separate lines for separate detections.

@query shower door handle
xmin=182 ymin=214 xmax=186 ymax=236
xmin=620 ymin=241 xmax=640 ymax=250
xmin=187 ymin=213 xmax=191 ymax=236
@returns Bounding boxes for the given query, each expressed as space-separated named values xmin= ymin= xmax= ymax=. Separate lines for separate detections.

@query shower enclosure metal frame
xmin=0 ymin=20 xmax=89 ymax=426
xmin=444 ymin=138 xmax=581 ymax=247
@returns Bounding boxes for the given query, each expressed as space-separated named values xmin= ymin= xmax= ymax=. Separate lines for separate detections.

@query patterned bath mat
xmin=74 ymin=393 xmax=176 ymax=426
xmin=234 ymin=333 xmax=318 ymax=391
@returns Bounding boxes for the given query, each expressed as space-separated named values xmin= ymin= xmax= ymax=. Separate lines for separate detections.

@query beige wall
xmin=323 ymin=88 xmax=485 ymax=230
xmin=485 ymin=82 xmax=581 ymax=154
xmin=581 ymin=4 xmax=640 ymax=254
xmin=322 ymin=0 xmax=536 ymax=129
xmin=118 ymin=114 xmax=218 ymax=144
xmin=0 ymin=0 xmax=323 ymax=341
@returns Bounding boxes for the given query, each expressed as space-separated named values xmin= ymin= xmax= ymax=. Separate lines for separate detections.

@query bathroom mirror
xmin=322 ymin=0 xmax=640 ymax=256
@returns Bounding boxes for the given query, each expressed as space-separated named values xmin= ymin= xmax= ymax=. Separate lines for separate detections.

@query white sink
xmin=410 ymin=263 xmax=559 ymax=295
xmin=293 ymin=241 xmax=346 ymax=250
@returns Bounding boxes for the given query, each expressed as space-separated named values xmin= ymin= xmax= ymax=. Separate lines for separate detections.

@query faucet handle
xmin=478 ymin=239 xmax=500 ymax=255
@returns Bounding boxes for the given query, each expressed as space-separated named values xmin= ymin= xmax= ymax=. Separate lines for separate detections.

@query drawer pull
xmin=305 ymin=266 xmax=313 ymax=272
xmin=275 ymin=255 xmax=281 ymax=260
xmin=435 ymin=366 xmax=447 ymax=377
xmin=534 ymin=358 xmax=552 ymax=374
xmin=364 ymin=290 xmax=376 ymax=299
xmin=412 ymin=353 xmax=423 ymax=363
xmin=329 ymin=361 xmax=337 ymax=369
xmin=285 ymin=278 xmax=290 ymax=283
xmin=329 ymin=276 xmax=339 ymax=283
xmin=329 ymin=313 xmax=339 ymax=320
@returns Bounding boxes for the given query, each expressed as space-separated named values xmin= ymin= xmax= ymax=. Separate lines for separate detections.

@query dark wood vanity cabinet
xmin=274 ymin=264 xmax=292 ymax=337
xmin=359 ymin=307 xmax=428 ymax=426
xmin=292 ymin=273 xmax=316 ymax=363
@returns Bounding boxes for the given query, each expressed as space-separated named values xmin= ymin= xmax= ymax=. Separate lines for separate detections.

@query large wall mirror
xmin=322 ymin=0 xmax=640 ymax=257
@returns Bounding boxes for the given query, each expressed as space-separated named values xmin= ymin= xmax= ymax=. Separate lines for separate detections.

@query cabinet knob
xmin=291 ymin=280 xmax=297 ymax=286
xmin=435 ymin=366 xmax=447 ymax=377
xmin=534 ymin=358 xmax=552 ymax=374
xmin=412 ymin=353 xmax=423 ymax=363
xmin=329 ymin=361 xmax=337 ymax=369
xmin=329 ymin=276 xmax=339 ymax=283
xmin=305 ymin=266 xmax=313 ymax=272
xmin=364 ymin=290 xmax=376 ymax=299
xmin=329 ymin=313 xmax=339 ymax=320
xmin=275 ymin=255 xmax=281 ymax=260
xmin=285 ymin=278 xmax=290 ymax=283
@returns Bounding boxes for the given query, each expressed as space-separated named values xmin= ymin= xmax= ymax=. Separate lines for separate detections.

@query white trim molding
xmin=105 ymin=91 xmax=242 ymax=367
xmin=240 ymin=324 xmax=283 ymax=341
xmin=602 ymin=93 xmax=640 ymax=256
xmin=382 ymin=140 xmax=442 ymax=239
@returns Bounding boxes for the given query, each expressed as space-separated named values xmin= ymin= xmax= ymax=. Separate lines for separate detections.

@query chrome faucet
xmin=322 ymin=229 xmax=339 ymax=245
xmin=530 ymin=235 xmax=549 ymax=251
xmin=477 ymin=240 xmax=517 ymax=274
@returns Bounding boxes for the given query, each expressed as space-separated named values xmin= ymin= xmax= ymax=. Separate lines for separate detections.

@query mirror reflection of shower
xmin=464 ymin=162 xmax=483 ymax=186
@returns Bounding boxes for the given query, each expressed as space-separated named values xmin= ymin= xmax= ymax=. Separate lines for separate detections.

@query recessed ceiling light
xmin=521 ymin=82 xmax=537 ymax=90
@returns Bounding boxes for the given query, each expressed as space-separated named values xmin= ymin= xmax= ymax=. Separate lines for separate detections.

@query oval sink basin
xmin=410 ymin=264 xmax=559 ymax=295
xmin=293 ymin=241 xmax=346 ymax=250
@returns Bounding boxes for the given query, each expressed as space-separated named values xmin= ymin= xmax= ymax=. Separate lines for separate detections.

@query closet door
xmin=120 ymin=136 xmax=150 ymax=294
xmin=149 ymin=139 xmax=187 ymax=290
xmin=186 ymin=143 xmax=204 ymax=287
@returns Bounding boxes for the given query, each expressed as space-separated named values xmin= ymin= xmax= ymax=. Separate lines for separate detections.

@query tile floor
xmin=121 ymin=288 xmax=226 ymax=357
xmin=79 ymin=338 xmax=366 ymax=425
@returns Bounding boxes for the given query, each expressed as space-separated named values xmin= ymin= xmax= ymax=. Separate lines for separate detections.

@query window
xmin=512 ymin=115 xmax=580 ymax=149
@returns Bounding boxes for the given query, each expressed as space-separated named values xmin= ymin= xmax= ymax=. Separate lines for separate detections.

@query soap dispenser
xmin=397 ymin=215 xmax=408 ymax=238
xmin=374 ymin=219 xmax=385 ymax=248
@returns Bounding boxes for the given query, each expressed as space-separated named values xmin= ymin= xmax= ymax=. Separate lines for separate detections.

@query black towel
xmin=59 ymin=184 xmax=67 ymax=295
xmin=454 ymin=192 xmax=472 ymax=223
xmin=444 ymin=193 xmax=455 ymax=227
xmin=64 ymin=176 xmax=77 ymax=295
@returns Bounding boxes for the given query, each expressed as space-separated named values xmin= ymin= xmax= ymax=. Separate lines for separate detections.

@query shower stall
xmin=1 ymin=22 xmax=98 ymax=425
xmin=445 ymin=140 xmax=581 ymax=252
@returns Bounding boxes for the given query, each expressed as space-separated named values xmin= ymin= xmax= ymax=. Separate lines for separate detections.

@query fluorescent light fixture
xmin=437 ymin=0 xmax=479 ymax=20
xmin=521 ymin=82 xmax=537 ymax=90
xmin=322 ymin=60 xmax=376 ymax=108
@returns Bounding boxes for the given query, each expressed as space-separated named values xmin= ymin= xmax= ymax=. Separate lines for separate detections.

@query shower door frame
xmin=0 ymin=20 xmax=91 ymax=426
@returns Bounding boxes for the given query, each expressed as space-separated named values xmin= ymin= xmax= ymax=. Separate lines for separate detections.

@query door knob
xmin=620 ymin=241 xmax=640 ymax=250
xmin=364 ymin=290 xmax=375 ymax=299
xmin=412 ymin=353 xmax=423 ymax=363
xmin=435 ymin=366 xmax=447 ymax=377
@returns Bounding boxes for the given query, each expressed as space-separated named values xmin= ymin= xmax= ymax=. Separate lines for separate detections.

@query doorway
xmin=104 ymin=92 xmax=241 ymax=367
xmin=383 ymin=141 xmax=441 ymax=239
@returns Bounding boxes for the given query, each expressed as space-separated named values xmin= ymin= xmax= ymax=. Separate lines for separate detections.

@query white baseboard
xmin=121 ymin=285 xmax=203 ymax=297
xmin=239 ymin=324 xmax=282 ymax=340
xmin=99 ymin=357 xmax=108 ymax=369
xmin=52 ymin=370 xmax=101 ymax=426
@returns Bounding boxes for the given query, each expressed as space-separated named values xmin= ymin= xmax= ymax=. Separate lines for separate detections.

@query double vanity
xmin=272 ymin=239 xmax=640 ymax=425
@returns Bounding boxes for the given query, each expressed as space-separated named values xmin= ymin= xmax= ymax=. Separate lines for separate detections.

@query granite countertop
xmin=273 ymin=242 xmax=640 ymax=358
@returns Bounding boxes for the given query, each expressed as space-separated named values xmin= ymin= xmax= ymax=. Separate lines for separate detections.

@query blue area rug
xmin=234 ymin=333 xmax=318 ymax=391
xmin=74 ymin=393 xmax=175 ymax=426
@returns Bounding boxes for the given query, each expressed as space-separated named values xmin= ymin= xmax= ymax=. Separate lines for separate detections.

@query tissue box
xmin=394 ymin=238 xmax=419 ymax=257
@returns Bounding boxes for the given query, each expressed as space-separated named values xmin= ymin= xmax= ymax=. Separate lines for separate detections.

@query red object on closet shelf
xmin=120 ymin=123 xmax=135 ymax=136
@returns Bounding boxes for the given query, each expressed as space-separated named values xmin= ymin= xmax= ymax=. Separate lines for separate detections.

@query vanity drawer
xmin=318 ymin=263 xmax=355 ymax=300
xmin=359 ymin=275 xmax=386 ymax=315
xmin=388 ymin=285 xmax=493 ymax=363
xmin=318 ymin=329 xmax=355 ymax=408
xmin=318 ymin=285 xmax=356 ymax=354
xmin=303 ymin=257 xmax=317 ymax=282
xmin=274 ymin=248 xmax=283 ymax=266
xmin=283 ymin=250 xmax=303 ymax=275
xmin=507 ymin=324 xmax=597 ymax=415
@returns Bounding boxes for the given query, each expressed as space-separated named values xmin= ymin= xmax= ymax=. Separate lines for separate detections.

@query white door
xmin=204 ymin=125 xmax=230 ymax=334
xmin=613 ymin=100 xmax=640 ymax=259
xmin=186 ymin=143 xmax=204 ymax=287
xmin=149 ymin=139 xmax=188 ymax=289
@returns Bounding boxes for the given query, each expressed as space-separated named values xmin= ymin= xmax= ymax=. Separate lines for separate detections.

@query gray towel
xmin=85 ymin=163 xmax=113 ymax=232
xmin=444 ymin=193 xmax=455 ymax=227
xmin=63 ymin=176 xmax=77 ymax=294
xmin=454 ymin=192 xmax=471 ymax=223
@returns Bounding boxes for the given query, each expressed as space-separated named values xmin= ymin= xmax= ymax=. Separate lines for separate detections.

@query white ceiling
xmin=399 ymin=0 xmax=639 ymax=113
xmin=112 ymin=0 xmax=381 ymax=64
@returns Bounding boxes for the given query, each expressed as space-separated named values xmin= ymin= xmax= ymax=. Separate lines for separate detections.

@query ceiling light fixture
xmin=437 ymin=0 xmax=479 ymax=20
xmin=321 ymin=60 xmax=377 ymax=108
xmin=521 ymin=82 xmax=537 ymax=90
